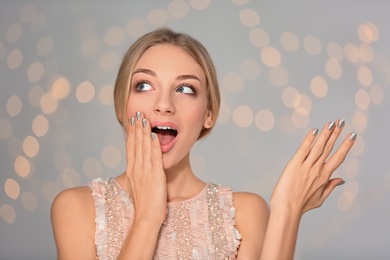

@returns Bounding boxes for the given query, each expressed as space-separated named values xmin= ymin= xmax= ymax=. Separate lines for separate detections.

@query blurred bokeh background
xmin=1 ymin=1 xmax=389 ymax=259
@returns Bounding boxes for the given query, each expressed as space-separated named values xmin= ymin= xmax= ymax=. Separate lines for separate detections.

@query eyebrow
xmin=133 ymin=68 xmax=201 ymax=82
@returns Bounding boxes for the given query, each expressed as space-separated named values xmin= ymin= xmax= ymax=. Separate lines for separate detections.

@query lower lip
xmin=159 ymin=135 xmax=178 ymax=153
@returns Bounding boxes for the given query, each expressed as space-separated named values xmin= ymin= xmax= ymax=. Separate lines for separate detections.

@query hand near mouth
xmin=120 ymin=111 xmax=167 ymax=257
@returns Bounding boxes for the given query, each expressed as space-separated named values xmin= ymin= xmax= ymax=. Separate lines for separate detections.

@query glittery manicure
xmin=337 ymin=180 xmax=345 ymax=186
xmin=349 ymin=132 xmax=357 ymax=141
xmin=337 ymin=119 xmax=345 ymax=129
xmin=312 ymin=128 xmax=319 ymax=135
xmin=151 ymin=132 xmax=156 ymax=140
xmin=142 ymin=118 xmax=147 ymax=127
xmin=136 ymin=112 xmax=141 ymax=120
xmin=130 ymin=117 xmax=135 ymax=126
xmin=328 ymin=121 xmax=335 ymax=130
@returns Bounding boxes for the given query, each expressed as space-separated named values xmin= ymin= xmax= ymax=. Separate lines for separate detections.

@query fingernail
xmin=142 ymin=118 xmax=147 ymax=127
xmin=151 ymin=132 xmax=156 ymax=140
xmin=130 ymin=117 xmax=135 ymax=126
xmin=136 ymin=112 xmax=141 ymax=120
xmin=337 ymin=119 xmax=345 ymax=129
xmin=337 ymin=180 xmax=345 ymax=186
xmin=328 ymin=121 xmax=335 ymax=130
xmin=312 ymin=128 xmax=319 ymax=135
xmin=349 ymin=132 xmax=357 ymax=141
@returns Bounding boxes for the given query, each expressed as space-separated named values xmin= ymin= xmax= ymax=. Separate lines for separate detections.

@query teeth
xmin=156 ymin=126 xmax=175 ymax=131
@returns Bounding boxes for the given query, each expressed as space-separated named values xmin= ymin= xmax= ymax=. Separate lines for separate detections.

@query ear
xmin=203 ymin=110 xmax=213 ymax=129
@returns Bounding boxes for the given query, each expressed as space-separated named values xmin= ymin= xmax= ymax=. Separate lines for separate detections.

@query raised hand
xmin=125 ymin=111 xmax=167 ymax=225
xmin=270 ymin=119 xmax=356 ymax=215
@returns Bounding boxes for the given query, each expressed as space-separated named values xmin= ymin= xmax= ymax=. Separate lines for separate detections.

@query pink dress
xmin=89 ymin=178 xmax=242 ymax=259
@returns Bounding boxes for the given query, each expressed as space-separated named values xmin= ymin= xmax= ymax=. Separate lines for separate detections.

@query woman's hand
xmin=125 ymin=111 xmax=167 ymax=225
xmin=270 ymin=119 xmax=356 ymax=215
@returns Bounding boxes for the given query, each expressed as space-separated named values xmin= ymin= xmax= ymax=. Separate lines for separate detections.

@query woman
xmin=51 ymin=27 xmax=356 ymax=259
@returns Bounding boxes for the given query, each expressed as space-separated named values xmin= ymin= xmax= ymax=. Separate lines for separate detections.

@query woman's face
xmin=127 ymin=44 xmax=211 ymax=170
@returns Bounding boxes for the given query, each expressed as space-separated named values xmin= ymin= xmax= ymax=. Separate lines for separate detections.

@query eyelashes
xmin=131 ymin=80 xmax=197 ymax=95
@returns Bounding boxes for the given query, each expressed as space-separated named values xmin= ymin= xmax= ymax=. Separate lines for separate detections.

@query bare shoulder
xmin=233 ymin=192 xmax=270 ymax=258
xmin=51 ymin=186 xmax=96 ymax=259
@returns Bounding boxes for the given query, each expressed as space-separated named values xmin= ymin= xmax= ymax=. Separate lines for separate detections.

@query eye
xmin=176 ymin=84 xmax=195 ymax=95
xmin=135 ymin=81 xmax=153 ymax=92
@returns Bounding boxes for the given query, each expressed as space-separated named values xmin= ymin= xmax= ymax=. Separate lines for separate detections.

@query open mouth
xmin=152 ymin=126 xmax=178 ymax=145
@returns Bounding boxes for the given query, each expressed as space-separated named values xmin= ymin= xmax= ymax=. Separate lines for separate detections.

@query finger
xmin=316 ymin=119 xmax=345 ymax=164
xmin=323 ymin=132 xmax=357 ymax=174
xmin=126 ymin=116 xmax=136 ymax=174
xmin=133 ymin=111 xmax=144 ymax=174
xmin=320 ymin=177 xmax=345 ymax=202
xmin=292 ymin=127 xmax=319 ymax=163
xmin=151 ymin=131 xmax=163 ymax=172
xmin=304 ymin=121 xmax=337 ymax=165
xmin=141 ymin=117 xmax=153 ymax=173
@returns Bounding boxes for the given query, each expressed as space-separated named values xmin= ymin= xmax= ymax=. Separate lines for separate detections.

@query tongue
xmin=156 ymin=131 xmax=175 ymax=145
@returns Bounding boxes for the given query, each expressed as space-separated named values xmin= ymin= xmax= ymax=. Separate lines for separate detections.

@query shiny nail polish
xmin=349 ymin=132 xmax=357 ymax=141
xmin=130 ymin=117 xmax=135 ymax=126
xmin=338 ymin=119 xmax=345 ymax=128
xmin=337 ymin=180 xmax=345 ymax=186
xmin=312 ymin=128 xmax=319 ymax=135
xmin=142 ymin=118 xmax=147 ymax=127
xmin=136 ymin=112 xmax=141 ymax=120
xmin=151 ymin=132 xmax=156 ymax=140
xmin=328 ymin=121 xmax=335 ymax=130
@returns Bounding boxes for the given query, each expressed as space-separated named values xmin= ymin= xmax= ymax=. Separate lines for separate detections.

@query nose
xmin=153 ymin=90 xmax=175 ymax=115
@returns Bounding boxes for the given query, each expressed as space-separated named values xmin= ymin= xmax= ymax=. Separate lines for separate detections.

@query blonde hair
xmin=113 ymin=27 xmax=220 ymax=139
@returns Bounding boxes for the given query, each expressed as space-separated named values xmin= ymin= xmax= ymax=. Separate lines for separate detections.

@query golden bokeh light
xmin=23 ymin=135 xmax=40 ymax=158
xmin=36 ymin=36 xmax=53 ymax=56
xmin=76 ymin=81 xmax=95 ymax=103
xmin=357 ymin=65 xmax=373 ymax=87
xmin=188 ymin=0 xmax=211 ymax=10
xmin=269 ymin=66 xmax=289 ymax=87
xmin=126 ymin=18 xmax=147 ymax=38
xmin=32 ymin=114 xmax=49 ymax=137
xmin=103 ymin=26 xmax=125 ymax=47
xmin=218 ymin=101 xmax=231 ymax=124
xmin=7 ymin=48 xmax=23 ymax=69
xmin=6 ymin=95 xmax=22 ymax=117
xmin=99 ymin=84 xmax=114 ymax=106
xmin=232 ymin=106 xmax=253 ymax=128
xmin=19 ymin=4 xmax=36 ymax=23
xmin=351 ymin=110 xmax=367 ymax=133
xmin=327 ymin=42 xmax=343 ymax=61
xmin=325 ymin=60 xmax=342 ymax=80
xmin=239 ymin=59 xmax=261 ymax=80
xmin=167 ymin=0 xmax=190 ymax=18
xmin=4 ymin=178 xmax=20 ymax=200
xmin=27 ymin=61 xmax=45 ymax=83
xmin=14 ymin=156 xmax=31 ymax=178
xmin=358 ymin=22 xmax=379 ymax=44
xmin=337 ymin=195 xmax=353 ymax=212
xmin=343 ymin=180 xmax=360 ymax=200
xmin=0 ymin=119 xmax=13 ymax=140
xmin=260 ymin=46 xmax=281 ymax=67
xmin=280 ymin=32 xmax=299 ymax=52
xmin=83 ymin=157 xmax=103 ymax=179
xmin=343 ymin=157 xmax=360 ymax=179
xmin=249 ymin=28 xmax=270 ymax=48
xmin=303 ymin=35 xmax=321 ymax=55
xmin=344 ymin=43 xmax=360 ymax=64
xmin=292 ymin=107 xmax=310 ymax=129
xmin=282 ymin=86 xmax=301 ymax=109
xmin=255 ymin=109 xmax=275 ymax=132
xmin=0 ymin=204 xmax=16 ymax=224
xmin=98 ymin=51 xmax=119 ymax=72
xmin=40 ymin=92 xmax=58 ymax=114
xmin=51 ymin=76 xmax=71 ymax=100
xmin=355 ymin=89 xmax=370 ymax=110
xmin=310 ymin=76 xmax=328 ymax=98
xmin=222 ymin=72 xmax=244 ymax=93
xmin=6 ymin=23 xmax=22 ymax=43
xmin=369 ymin=84 xmax=384 ymax=105
xmin=101 ymin=145 xmax=122 ymax=168
xmin=62 ymin=168 xmax=81 ymax=188
xmin=360 ymin=44 xmax=375 ymax=63
xmin=21 ymin=191 xmax=38 ymax=212
xmin=147 ymin=9 xmax=169 ymax=26
xmin=239 ymin=9 xmax=260 ymax=28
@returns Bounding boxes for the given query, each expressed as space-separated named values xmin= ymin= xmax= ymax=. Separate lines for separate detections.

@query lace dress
xmin=89 ymin=178 xmax=242 ymax=259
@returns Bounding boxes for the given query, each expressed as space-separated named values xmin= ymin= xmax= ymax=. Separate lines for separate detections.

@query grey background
xmin=1 ymin=0 xmax=389 ymax=259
